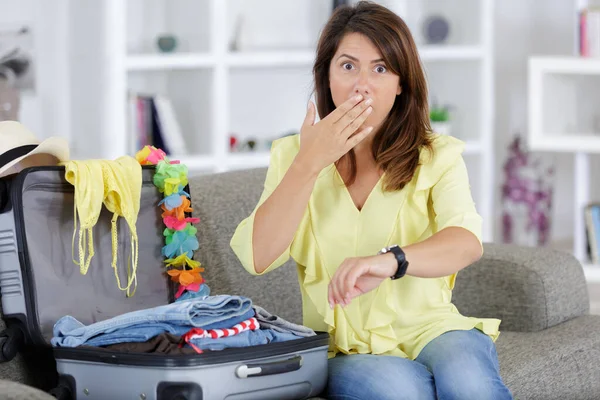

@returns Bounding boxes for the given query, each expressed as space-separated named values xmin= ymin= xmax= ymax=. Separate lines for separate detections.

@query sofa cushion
xmin=453 ymin=244 xmax=589 ymax=332
xmin=0 ymin=379 xmax=54 ymax=400
xmin=497 ymin=315 xmax=600 ymax=399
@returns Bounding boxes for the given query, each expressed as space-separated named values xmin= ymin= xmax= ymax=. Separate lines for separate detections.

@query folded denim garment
xmin=187 ymin=328 xmax=305 ymax=352
xmin=51 ymin=295 xmax=253 ymax=348
xmin=252 ymin=305 xmax=315 ymax=337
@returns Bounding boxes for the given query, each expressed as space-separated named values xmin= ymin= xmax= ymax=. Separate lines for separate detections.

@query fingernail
xmin=365 ymin=98 xmax=373 ymax=105
xmin=355 ymin=94 xmax=363 ymax=101
xmin=329 ymin=302 xmax=333 ymax=309
xmin=366 ymin=106 xmax=373 ymax=114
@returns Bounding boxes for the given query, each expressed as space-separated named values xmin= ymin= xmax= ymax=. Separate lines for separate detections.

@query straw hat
xmin=0 ymin=120 xmax=70 ymax=178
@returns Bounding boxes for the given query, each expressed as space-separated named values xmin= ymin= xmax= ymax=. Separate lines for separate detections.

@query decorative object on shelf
xmin=501 ymin=135 xmax=554 ymax=247
xmin=429 ymin=102 xmax=452 ymax=136
xmin=156 ymin=34 xmax=178 ymax=53
xmin=0 ymin=77 xmax=19 ymax=121
xmin=135 ymin=145 xmax=207 ymax=301
xmin=422 ymin=15 xmax=450 ymax=44
xmin=229 ymin=134 xmax=239 ymax=152
xmin=0 ymin=25 xmax=34 ymax=90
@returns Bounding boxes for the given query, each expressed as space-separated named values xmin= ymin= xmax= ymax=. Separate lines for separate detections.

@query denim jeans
xmin=326 ymin=329 xmax=513 ymax=400
xmin=187 ymin=328 xmax=305 ymax=351
xmin=51 ymin=295 xmax=253 ymax=348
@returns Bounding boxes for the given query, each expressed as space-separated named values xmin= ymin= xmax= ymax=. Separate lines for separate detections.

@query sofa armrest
xmin=452 ymin=243 xmax=590 ymax=332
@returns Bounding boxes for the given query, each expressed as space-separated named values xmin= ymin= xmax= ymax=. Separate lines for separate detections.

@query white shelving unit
xmin=66 ymin=0 xmax=495 ymax=242
xmin=527 ymin=0 xmax=600 ymax=282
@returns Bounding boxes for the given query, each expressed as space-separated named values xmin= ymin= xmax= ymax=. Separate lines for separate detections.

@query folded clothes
xmin=186 ymin=328 xmax=306 ymax=352
xmin=83 ymin=323 xmax=192 ymax=348
xmin=99 ymin=333 xmax=197 ymax=355
xmin=51 ymin=295 xmax=253 ymax=348
xmin=252 ymin=305 xmax=315 ymax=337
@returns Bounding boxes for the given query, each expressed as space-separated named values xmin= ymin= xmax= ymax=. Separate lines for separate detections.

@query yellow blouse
xmin=230 ymin=133 xmax=500 ymax=360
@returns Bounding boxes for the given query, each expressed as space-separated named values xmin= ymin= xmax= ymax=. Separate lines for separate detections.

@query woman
xmin=230 ymin=2 xmax=512 ymax=399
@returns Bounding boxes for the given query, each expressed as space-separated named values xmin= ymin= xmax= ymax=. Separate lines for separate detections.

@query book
xmin=580 ymin=7 xmax=600 ymax=57
xmin=127 ymin=93 xmax=187 ymax=156
xmin=585 ymin=203 xmax=600 ymax=264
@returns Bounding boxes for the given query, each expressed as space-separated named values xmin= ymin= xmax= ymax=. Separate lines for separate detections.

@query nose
xmin=353 ymin=70 xmax=371 ymax=97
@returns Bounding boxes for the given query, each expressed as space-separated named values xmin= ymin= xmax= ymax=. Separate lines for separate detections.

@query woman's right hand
xmin=296 ymin=94 xmax=374 ymax=174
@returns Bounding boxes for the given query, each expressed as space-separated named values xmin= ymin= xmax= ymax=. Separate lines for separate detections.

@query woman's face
xmin=329 ymin=32 xmax=401 ymax=131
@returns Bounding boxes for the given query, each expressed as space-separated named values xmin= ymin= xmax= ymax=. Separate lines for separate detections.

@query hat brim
xmin=0 ymin=136 xmax=70 ymax=178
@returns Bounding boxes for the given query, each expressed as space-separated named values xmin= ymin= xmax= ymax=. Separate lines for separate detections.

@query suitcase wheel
xmin=49 ymin=377 xmax=73 ymax=400
xmin=0 ymin=325 xmax=24 ymax=362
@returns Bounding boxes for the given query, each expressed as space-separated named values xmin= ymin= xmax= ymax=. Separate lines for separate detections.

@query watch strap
xmin=387 ymin=245 xmax=409 ymax=280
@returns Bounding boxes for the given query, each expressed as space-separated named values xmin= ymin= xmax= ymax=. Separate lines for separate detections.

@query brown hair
xmin=313 ymin=1 xmax=434 ymax=191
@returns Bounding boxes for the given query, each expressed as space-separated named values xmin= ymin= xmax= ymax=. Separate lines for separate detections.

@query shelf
xmin=172 ymin=154 xmax=217 ymax=170
xmin=526 ymin=135 xmax=600 ymax=153
xmin=528 ymin=56 xmax=600 ymax=153
xmin=529 ymin=56 xmax=600 ymax=74
xmin=583 ymin=264 xmax=600 ymax=283
xmin=225 ymin=51 xmax=315 ymax=68
xmin=124 ymin=46 xmax=483 ymax=71
xmin=227 ymin=152 xmax=272 ymax=168
xmin=126 ymin=54 xmax=216 ymax=70
xmin=419 ymin=45 xmax=484 ymax=61
xmin=174 ymin=143 xmax=481 ymax=172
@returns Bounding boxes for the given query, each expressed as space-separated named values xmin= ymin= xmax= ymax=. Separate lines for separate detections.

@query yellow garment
xmin=230 ymin=133 xmax=501 ymax=360
xmin=63 ymin=156 xmax=142 ymax=297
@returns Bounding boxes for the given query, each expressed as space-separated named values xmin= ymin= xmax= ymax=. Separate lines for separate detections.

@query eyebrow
xmin=337 ymin=53 xmax=384 ymax=63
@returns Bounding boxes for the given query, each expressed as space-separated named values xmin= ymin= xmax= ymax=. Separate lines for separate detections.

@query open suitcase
xmin=0 ymin=165 xmax=329 ymax=400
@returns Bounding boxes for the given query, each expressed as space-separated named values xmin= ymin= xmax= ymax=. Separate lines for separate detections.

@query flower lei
xmin=135 ymin=145 xmax=205 ymax=299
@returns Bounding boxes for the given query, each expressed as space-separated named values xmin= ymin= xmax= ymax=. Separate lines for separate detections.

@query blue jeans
xmin=326 ymin=329 xmax=513 ymax=400
xmin=51 ymin=295 xmax=253 ymax=348
xmin=188 ymin=328 xmax=305 ymax=351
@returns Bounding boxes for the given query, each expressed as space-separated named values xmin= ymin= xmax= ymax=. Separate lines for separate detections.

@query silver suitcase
xmin=0 ymin=166 xmax=329 ymax=400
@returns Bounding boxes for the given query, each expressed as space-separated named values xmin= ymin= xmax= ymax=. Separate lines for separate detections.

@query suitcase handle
xmin=0 ymin=180 xmax=8 ymax=213
xmin=236 ymin=355 xmax=303 ymax=378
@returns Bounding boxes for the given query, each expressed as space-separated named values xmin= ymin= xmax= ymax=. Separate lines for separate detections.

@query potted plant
xmin=429 ymin=103 xmax=452 ymax=136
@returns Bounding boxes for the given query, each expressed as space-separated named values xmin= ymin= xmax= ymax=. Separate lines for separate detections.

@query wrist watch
xmin=378 ymin=244 xmax=409 ymax=280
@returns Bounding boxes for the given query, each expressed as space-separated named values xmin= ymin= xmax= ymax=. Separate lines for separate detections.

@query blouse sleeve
xmin=229 ymin=138 xmax=294 ymax=276
xmin=430 ymin=153 xmax=483 ymax=247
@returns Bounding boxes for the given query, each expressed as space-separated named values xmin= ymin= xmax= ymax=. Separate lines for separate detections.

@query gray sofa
xmin=2 ymin=167 xmax=600 ymax=399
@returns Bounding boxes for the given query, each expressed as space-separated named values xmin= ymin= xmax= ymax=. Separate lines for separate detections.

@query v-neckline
xmin=333 ymin=165 xmax=385 ymax=214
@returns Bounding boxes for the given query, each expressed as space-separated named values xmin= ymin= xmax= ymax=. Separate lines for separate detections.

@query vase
xmin=431 ymin=121 xmax=451 ymax=136
xmin=501 ymin=135 xmax=554 ymax=247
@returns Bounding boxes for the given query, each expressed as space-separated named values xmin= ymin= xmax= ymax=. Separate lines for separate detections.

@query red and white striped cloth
xmin=180 ymin=317 xmax=259 ymax=353
xmin=185 ymin=317 xmax=259 ymax=340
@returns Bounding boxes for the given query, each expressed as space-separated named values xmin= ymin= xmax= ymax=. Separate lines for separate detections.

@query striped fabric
xmin=181 ymin=317 xmax=259 ymax=353
xmin=187 ymin=317 xmax=259 ymax=340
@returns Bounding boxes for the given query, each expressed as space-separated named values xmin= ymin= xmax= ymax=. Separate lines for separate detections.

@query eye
xmin=374 ymin=65 xmax=387 ymax=74
xmin=341 ymin=62 xmax=355 ymax=71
